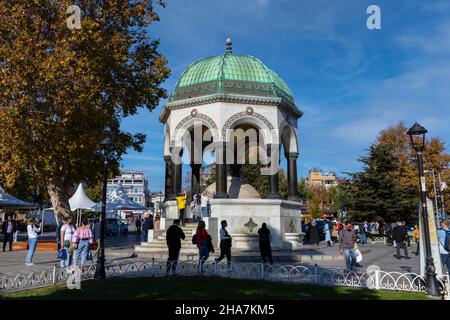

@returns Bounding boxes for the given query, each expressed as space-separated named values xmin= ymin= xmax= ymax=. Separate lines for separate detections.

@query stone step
xmin=135 ymin=246 xmax=198 ymax=254
xmin=141 ymin=240 xmax=194 ymax=246
xmin=137 ymin=243 xmax=198 ymax=249
xmin=134 ymin=250 xmax=344 ymax=262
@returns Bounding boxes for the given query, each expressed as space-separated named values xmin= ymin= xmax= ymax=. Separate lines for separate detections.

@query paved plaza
xmin=0 ymin=231 xmax=421 ymax=276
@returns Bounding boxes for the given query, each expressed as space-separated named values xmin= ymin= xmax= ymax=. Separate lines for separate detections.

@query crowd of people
xmin=4 ymin=204 xmax=450 ymax=276
xmin=301 ymin=216 xmax=450 ymax=274
xmin=175 ymin=190 xmax=211 ymax=226
xmin=165 ymin=218 xmax=275 ymax=275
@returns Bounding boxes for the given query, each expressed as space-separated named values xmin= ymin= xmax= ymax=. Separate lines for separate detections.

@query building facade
xmin=306 ymin=169 xmax=338 ymax=188
xmin=107 ymin=171 xmax=150 ymax=209
xmin=149 ymin=192 xmax=165 ymax=214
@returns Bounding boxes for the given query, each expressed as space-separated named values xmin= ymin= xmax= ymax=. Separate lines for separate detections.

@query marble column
xmin=164 ymin=156 xmax=173 ymax=201
xmin=286 ymin=152 xmax=300 ymax=201
xmin=215 ymin=142 xmax=228 ymax=198
xmin=171 ymin=148 xmax=183 ymax=200
xmin=267 ymin=144 xmax=280 ymax=199
xmin=190 ymin=164 xmax=201 ymax=195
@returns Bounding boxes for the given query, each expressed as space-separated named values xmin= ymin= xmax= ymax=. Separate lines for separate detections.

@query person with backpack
xmin=194 ymin=220 xmax=210 ymax=274
xmin=258 ymin=223 xmax=273 ymax=264
xmin=60 ymin=217 xmax=76 ymax=269
xmin=166 ymin=219 xmax=185 ymax=275
xmin=392 ymin=219 xmax=410 ymax=259
xmin=437 ymin=220 xmax=450 ymax=272
xmin=215 ymin=220 xmax=232 ymax=267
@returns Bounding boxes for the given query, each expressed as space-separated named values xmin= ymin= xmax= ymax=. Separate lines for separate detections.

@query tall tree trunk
xmin=47 ymin=178 xmax=71 ymax=223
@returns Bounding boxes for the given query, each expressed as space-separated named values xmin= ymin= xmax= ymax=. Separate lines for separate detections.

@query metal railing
xmin=365 ymin=236 xmax=417 ymax=245
xmin=1 ymin=259 xmax=448 ymax=299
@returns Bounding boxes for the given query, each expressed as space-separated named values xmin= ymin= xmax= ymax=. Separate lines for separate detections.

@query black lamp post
xmin=407 ymin=122 xmax=441 ymax=297
xmin=94 ymin=136 xmax=112 ymax=280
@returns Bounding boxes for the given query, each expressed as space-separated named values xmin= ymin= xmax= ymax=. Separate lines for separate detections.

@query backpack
xmin=443 ymin=229 xmax=450 ymax=252
xmin=207 ymin=234 xmax=214 ymax=253
xmin=192 ymin=233 xmax=197 ymax=245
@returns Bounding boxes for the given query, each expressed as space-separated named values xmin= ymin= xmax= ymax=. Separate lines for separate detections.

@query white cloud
xmin=395 ymin=21 xmax=450 ymax=54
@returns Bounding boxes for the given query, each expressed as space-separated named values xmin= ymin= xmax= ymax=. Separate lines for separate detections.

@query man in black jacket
xmin=166 ymin=219 xmax=185 ymax=275
xmin=393 ymin=219 xmax=410 ymax=259
xmin=2 ymin=215 xmax=17 ymax=252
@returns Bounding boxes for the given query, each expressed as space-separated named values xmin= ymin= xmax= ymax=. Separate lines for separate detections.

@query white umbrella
xmin=69 ymin=183 xmax=97 ymax=227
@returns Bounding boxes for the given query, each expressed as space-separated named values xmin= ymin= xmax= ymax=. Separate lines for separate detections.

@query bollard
xmin=445 ymin=274 xmax=450 ymax=300
xmin=261 ymin=263 xmax=265 ymax=280
xmin=52 ymin=265 xmax=56 ymax=287
xmin=374 ymin=269 xmax=380 ymax=290
xmin=314 ymin=264 xmax=318 ymax=284
xmin=151 ymin=258 xmax=155 ymax=277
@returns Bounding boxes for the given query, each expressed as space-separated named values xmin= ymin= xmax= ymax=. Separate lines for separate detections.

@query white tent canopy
xmin=91 ymin=183 xmax=146 ymax=212
xmin=69 ymin=183 xmax=97 ymax=227
xmin=69 ymin=183 xmax=96 ymax=211
xmin=0 ymin=185 xmax=38 ymax=210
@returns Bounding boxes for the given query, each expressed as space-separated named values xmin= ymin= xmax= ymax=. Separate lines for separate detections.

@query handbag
xmin=355 ymin=248 xmax=362 ymax=263
xmin=58 ymin=248 xmax=67 ymax=260
xmin=87 ymin=250 xmax=93 ymax=261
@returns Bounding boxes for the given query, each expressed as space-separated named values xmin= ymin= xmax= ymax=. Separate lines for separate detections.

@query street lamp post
xmin=407 ymin=123 xmax=441 ymax=297
xmin=94 ymin=137 xmax=112 ymax=280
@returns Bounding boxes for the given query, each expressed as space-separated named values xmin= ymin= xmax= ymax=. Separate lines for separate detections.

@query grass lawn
xmin=1 ymin=276 xmax=430 ymax=300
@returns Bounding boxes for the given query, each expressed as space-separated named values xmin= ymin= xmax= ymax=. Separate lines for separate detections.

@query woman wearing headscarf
xmin=324 ymin=220 xmax=332 ymax=247
xmin=258 ymin=223 xmax=273 ymax=264
xmin=309 ymin=219 xmax=320 ymax=246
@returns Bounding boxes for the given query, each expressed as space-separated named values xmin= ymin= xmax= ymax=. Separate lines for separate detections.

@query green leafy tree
xmin=349 ymin=144 xmax=417 ymax=222
xmin=0 ymin=1 xmax=170 ymax=220
xmin=348 ymin=122 xmax=450 ymax=222
xmin=329 ymin=181 xmax=354 ymax=217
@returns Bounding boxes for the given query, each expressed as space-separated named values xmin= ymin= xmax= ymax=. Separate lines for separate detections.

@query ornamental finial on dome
xmin=226 ymin=38 xmax=232 ymax=54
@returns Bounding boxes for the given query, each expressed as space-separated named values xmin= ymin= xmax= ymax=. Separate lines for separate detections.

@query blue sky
xmin=120 ymin=0 xmax=450 ymax=193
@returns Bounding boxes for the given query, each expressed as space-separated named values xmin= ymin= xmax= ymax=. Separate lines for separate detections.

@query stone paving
xmin=0 ymin=232 xmax=421 ymax=276
xmin=0 ymin=232 xmax=141 ymax=275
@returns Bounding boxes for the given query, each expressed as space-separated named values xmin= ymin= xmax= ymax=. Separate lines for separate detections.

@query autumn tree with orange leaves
xmin=0 ymin=1 xmax=170 ymax=220
xmin=349 ymin=122 xmax=450 ymax=221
